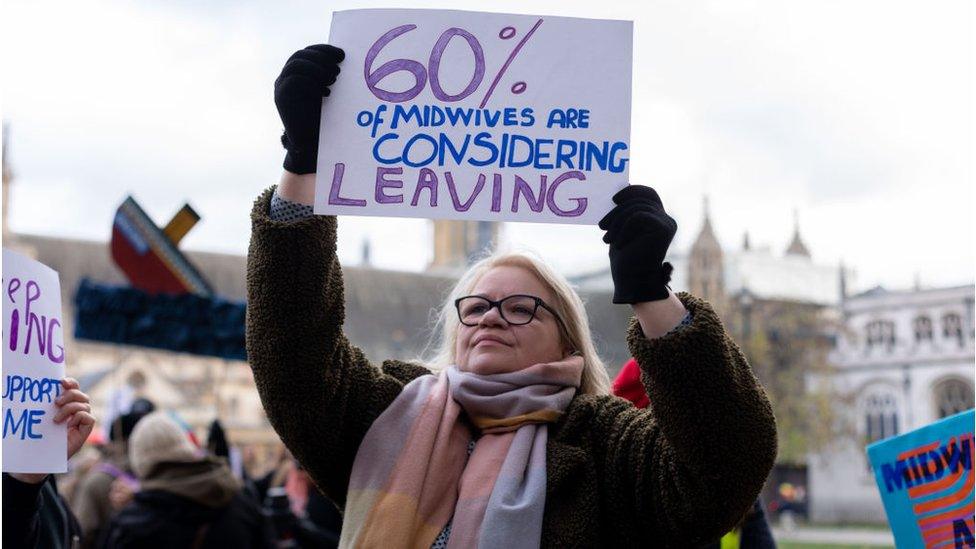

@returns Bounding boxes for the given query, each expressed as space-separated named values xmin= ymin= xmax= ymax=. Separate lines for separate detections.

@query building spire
xmin=688 ymin=194 xmax=725 ymax=307
xmin=785 ymin=208 xmax=811 ymax=258
xmin=839 ymin=259 xmax=847 ymax=302
xmin=693 ymin=195 xmax=720 ymax=249
xmin=361 ymin=238 xmax=372 ymax=266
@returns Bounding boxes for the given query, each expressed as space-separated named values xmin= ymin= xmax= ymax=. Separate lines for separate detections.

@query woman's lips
xmin=474 ymin=336 xmax=510 ymax=347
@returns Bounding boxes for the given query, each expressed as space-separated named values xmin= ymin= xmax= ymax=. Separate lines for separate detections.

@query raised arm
xmin=247 ymin=44 xmax=418 ymax=505
xmin=247 ymin=188 xmax=414 ymax=504
xmin=594 ymin=185 xmax=776 ymax=545
xmin=596 ymin=294 xmax=777 ymax=546
xmin=247 ymin=44 xmax=422 ymax=504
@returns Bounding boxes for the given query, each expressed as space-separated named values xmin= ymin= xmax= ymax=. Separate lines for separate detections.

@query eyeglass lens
xmin=457 ymin=296 xmax=538 ymax=325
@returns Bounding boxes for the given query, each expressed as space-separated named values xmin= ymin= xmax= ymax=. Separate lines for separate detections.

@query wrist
xmin=632 ymin=293 xmax=688 ymax=338
xmin=278 ymin=172 xmax=316 ymax=206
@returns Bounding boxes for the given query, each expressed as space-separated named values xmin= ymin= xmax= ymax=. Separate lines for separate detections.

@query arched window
xmin=863 ymin=388 xmax=899 ymax=443
xmin=934 ymin=378 xmax=974 ymax=418
xmin=913 ymin=316 xmax=933 ymax=343
xmin=942 ymin=313 xmax=964 ymax=346
xmin=866 ymin=320 xmax=896 ymax=351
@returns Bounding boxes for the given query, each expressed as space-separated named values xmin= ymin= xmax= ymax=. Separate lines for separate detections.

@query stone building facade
xmin=808 ymin=284 xmax=975 ymax=522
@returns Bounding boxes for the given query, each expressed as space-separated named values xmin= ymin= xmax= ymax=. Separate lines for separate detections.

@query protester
xmin=99 ymin=411 xmax=274 ymax=548
xmin=72 ymin=397 xmax=155 ymax=548
xmin=294 ymin=466 xmax=343 ymax=548
xmin=2 ymin=377 xmax=95 ymax=549
xmin=206 ymin=419 xmax=249 ymax=483
xmin=246 ymin=44 xmax=777 ymax=547
xmin=206 ymin=419 xmax=231 ymax=463
xmin=253 ymin=446 xmax=292 ymax=505
xmin=260 ymin=457 xmax=343 ymax=548
xmin=612 ymin=358 xmax=778 ymax=549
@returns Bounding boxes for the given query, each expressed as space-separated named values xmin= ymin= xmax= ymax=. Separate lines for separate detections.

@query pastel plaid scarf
xmin=339 ymin=357 xmax=584 ymax=549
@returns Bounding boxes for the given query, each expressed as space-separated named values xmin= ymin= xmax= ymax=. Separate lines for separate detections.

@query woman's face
xmin=455 ymin=265 xmax=567 ymax=374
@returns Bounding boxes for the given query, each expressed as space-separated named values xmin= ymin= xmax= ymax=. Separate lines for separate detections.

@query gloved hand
xmin=598 ymin=185 xmax=677 ymax=304
xmin=274 ymin=44 xmax=345 ymax=174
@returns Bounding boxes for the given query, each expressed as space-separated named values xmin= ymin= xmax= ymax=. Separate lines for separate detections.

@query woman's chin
xmin=464 ymin=350 xmax=520 ymax=374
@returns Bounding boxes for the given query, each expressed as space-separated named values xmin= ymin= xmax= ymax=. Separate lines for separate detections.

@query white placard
xmin=2 ymin=249 xmax=67 ymax=473
xmin=314 ymin=9 xmax=632 ymax=224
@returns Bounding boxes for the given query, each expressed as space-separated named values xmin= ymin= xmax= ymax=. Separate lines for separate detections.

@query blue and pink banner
xmin=867 ymin=409 xmax=974 ymax=548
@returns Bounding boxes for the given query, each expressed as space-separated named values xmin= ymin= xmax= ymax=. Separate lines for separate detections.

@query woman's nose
xmin=478 ymin=305 xmax=507 ymax=327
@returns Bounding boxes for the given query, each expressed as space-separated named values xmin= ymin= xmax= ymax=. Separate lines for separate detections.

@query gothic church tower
xmin=687 ymin=196 xmax=726 ymax=308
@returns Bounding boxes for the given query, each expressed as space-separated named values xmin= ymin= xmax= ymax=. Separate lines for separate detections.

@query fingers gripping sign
xmin=55 ymin=378 xmax=96 ymax=460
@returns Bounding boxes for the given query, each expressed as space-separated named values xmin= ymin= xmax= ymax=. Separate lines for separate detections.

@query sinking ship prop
xmin=74 ymin=197 xmax=245 ymax=359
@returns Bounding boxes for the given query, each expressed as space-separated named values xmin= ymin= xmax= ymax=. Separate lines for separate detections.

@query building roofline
xmin=849 ymin=283 xmax=975 ymax=300
xmin=13 ymin=230 xmax=456 ymax=281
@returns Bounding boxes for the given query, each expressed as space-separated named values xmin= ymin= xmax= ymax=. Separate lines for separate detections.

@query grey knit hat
xmin=128 ymin=411 xmax=200 ymax=478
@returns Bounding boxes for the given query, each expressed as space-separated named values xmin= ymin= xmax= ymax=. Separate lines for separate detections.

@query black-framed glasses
xmin=455 ymin=294 xmax=568 ymax=333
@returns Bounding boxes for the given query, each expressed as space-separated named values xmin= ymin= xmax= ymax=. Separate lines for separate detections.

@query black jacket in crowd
xmin=99 ymin=458 xmax=273 ymax=548
xmin=3 ymin=472 xmax=83 ymax=548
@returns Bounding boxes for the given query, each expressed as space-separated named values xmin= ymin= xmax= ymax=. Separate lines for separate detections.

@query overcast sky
xmin=3 ymin=0 xmax=973 ymax=291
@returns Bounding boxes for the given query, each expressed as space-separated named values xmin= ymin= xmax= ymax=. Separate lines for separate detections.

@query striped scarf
xmin=339 ymin=357 xmax=584 ymax=549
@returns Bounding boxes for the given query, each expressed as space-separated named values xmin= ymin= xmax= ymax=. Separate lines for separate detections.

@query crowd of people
xmin=3 ymin=392 xmax=343 ymax=548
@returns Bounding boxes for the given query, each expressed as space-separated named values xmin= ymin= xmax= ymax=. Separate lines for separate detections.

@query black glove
xmin=599 ymin=185 xmax=677 ymax=304
xmin=274 ymin=45 xmax=345 ymax=174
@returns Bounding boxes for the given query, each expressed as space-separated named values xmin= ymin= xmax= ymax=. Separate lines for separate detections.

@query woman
xmin=247 ymin=44 xmax=777 ymax=548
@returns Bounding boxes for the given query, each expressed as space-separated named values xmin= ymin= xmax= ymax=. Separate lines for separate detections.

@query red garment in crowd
xmin=611 ymin=358 xmax=650 ymax=409
xmin=285 ymin=465 xmax=310 ymax=517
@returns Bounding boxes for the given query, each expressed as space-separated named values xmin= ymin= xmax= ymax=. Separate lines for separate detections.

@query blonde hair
xmin=428 ymin=250 xmax=611 ymax=396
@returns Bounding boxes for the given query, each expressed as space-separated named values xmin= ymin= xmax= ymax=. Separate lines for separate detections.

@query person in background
xmin=612 ymin=358 xmax=778 ymax=549
xmin=290 ymin=464 xmax=343 ymax=548
xmin=207 ymin=418 xmax=247 ymax=481
xmin=101 ymin=371 xmax=148 ymax=438
xmin=2 ymin=377 xmax=96 ymax=548
xmin=72 ymin=397 xmax=155 ymax=548
xmin=253 ymin=446 xmax=292 ymax=505
xmin=208 ymin=417 xmax=268 ymax=506
xmin=100 ymin=411 xmax=274 ymax=548
xmin=261 ymin=457 xmax=343 ymax=548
